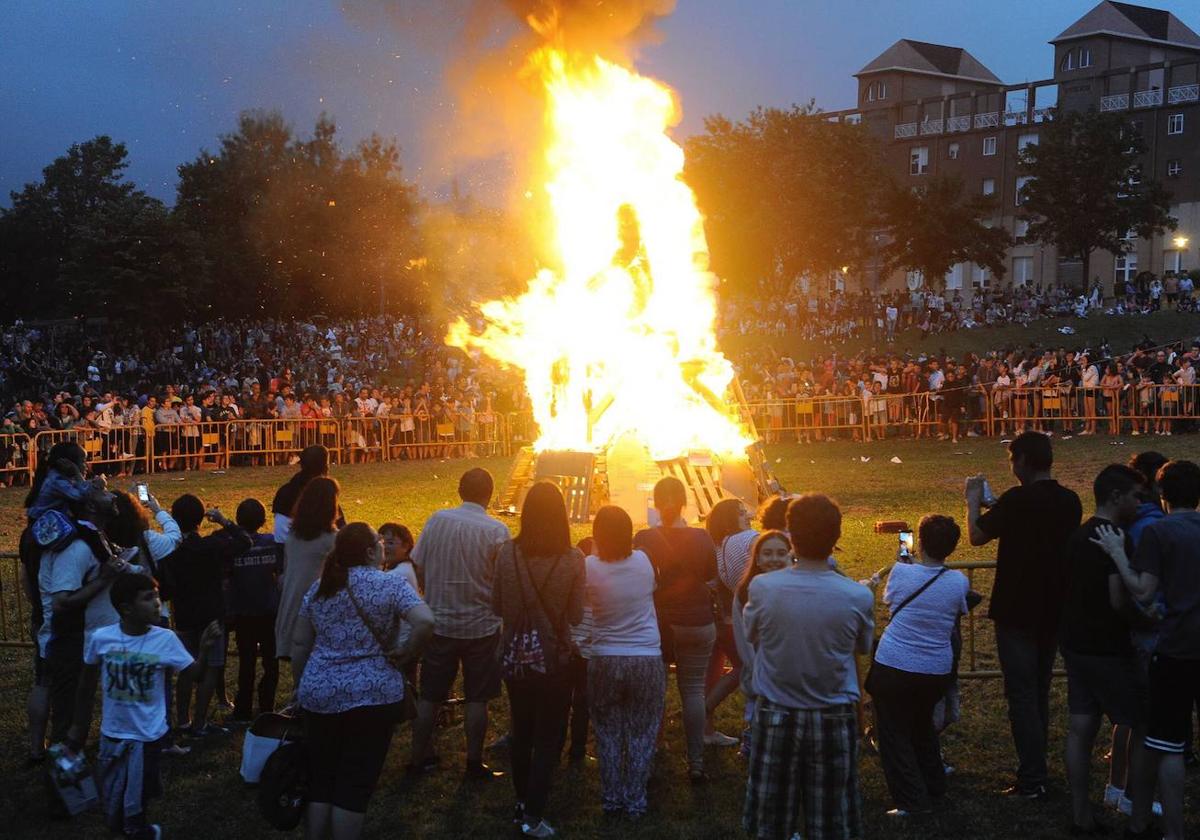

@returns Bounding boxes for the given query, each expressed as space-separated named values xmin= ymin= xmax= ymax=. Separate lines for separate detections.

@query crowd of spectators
xmin=21 ymin=440 xmax=1200 ymax=839
xmin=3 ymin=272 xmax=1200 ymax=482
xmin=720 ymin=271 xmax=1196 ymax=344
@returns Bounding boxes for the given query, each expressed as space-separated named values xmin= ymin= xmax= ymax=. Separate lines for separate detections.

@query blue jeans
xmin=995 ymin=622 xmax=1056 ymax=788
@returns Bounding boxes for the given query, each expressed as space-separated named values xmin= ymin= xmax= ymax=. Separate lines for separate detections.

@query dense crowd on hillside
xmin=18 ymin=438 xmax=1200 ymax=839
xmin=2 ymin=274 xmax=1200 ymax=475
xmin=719 ymin=272 xmax=1196 ymax=345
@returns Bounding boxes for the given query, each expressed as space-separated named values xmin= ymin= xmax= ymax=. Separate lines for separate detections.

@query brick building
xmin=828 ymin=1 xmax=1200 ymax=297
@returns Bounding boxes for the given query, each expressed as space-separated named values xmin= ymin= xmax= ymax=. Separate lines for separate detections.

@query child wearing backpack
xmin=66 ymin=573 xmax=218 ymax=839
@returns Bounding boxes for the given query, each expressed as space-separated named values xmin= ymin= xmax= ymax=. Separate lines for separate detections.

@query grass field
xmin=2 ymin=438 xmax=1199 ymax=839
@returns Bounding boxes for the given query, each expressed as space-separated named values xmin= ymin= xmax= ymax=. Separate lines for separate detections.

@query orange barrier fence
xmin=0 ymin=433 xmax=35 ymax=485
xmin=744 ymin=384 xmax=1198 ymax=441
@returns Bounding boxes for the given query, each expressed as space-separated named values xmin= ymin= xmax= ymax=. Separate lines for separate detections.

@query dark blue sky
xmin=4 ymin=1 xmax=1197 ymax=206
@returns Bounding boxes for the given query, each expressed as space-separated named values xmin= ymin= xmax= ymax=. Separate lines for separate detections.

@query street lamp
xmin=1173 ymin=234 xmax=1189 ymax=249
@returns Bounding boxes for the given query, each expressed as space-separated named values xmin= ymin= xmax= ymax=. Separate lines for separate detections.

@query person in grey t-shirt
xmin=743 ymin=494 xmax=873 ymax=840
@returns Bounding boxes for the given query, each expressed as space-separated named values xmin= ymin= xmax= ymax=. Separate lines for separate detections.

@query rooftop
xmin=1051 ymin=1 xmax=1200 ymax=48
xmin=855 ymin=39 xmax=1002 ymax=84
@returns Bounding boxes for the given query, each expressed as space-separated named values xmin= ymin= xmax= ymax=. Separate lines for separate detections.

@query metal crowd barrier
xmin=743 ymin=383 xmax=1199 ymax=441
xmin=0 ymin=432 xmax=35 ymax=485
xmin=1 ymin=551 xmax=31 ymax=648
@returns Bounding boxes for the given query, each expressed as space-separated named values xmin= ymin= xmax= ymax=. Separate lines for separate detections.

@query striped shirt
xmin=413 ymin=502 xmax=510 ymax=639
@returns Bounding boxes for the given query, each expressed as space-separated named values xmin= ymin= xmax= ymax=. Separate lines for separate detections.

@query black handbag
xmin=256 ymin=724 xmax=308 ymax=831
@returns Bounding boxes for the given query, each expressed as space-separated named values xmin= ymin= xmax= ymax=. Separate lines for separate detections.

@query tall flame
xmin=448 ymin=46 xmax=749 ymax=460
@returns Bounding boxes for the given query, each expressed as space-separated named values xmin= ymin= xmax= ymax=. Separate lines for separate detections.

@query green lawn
xmin=1 ymin=438 xmax=1198 ymax=838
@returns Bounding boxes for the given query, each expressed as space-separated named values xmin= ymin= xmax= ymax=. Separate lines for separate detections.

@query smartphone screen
xmin=899 ymin=531 xmax=914 ymax=555
xmin=136 ymin=483 xmax=149 ymax=503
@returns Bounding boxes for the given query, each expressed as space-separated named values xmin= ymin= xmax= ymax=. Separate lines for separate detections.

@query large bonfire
xmin=448 ymin=28 xmax=749 ymax=462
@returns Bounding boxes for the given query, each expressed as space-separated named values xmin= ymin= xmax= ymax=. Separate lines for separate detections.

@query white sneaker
xmin=703 ymin=731 xmax=740 ymax=747
xmin=522 ymin=819 xmax=556 ymax=837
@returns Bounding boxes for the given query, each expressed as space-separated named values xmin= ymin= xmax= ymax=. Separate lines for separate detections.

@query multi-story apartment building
xmin=828 ymin=1 xmax=1200 ymax=297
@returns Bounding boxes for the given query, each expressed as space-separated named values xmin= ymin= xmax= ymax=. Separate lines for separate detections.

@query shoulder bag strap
xmin=526 ymin=552 xmax=566 ymax=631
xmin=888 ymin=567 xmax=948 ymax=622
xmin=345 ymin=577 xmax=396 ymax=665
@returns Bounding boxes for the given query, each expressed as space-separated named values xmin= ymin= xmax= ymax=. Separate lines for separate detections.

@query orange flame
xmin=448 ymin=46 xmax=749 ymax=460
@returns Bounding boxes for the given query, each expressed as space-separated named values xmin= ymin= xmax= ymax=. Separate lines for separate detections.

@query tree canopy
xmin=878 ymin=175 xmax=1012 ymax=289
xmin=684 ymin=105 xmax=884 ymax=295
xmin=1018 ymin=109 xmax=1175 ymax=286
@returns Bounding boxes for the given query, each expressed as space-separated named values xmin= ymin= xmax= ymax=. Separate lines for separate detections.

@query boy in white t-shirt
xmin=67 ymin=574 xmax=216 ymax=839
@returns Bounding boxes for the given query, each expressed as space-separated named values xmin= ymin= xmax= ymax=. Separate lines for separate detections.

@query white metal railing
xmin=1168 ymin=84 xmax=1199 ymax=104
xmin=843 ymin=113 xmax=862 ymax=125
xmin=1100 ymin=93 xmax=1129 ymax=112
xmin=1032 ymin=107 xmax=1055 ymax=122
xmin=920 ymin=118 xmax=944 ymax=135
xmin=1004 ymin=110 xmax=1029 ymax=126
xmin=1133 ymin=89 xmax=1164 ymax=108
xmin=974 ymin=111 xmax=999 ymax=129
xmin=946 ymin=115 xmax=971 ymax=132
xmin=894 ymin=122 xmax=918 ymax=139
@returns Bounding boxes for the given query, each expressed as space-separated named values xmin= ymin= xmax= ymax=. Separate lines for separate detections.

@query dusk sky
xmin=4 ymin=1 xmax=1198 ymax=206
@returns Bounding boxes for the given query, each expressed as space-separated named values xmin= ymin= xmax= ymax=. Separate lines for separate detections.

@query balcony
xmin=919 ymin=118 xmax=944 ymax=135
xmin=974 ymin=111 xmax=999 ymax=129
xmin=1004 ymin=110 xmax=1029 ymax=126
xmin=894 ymin=122 xmax=918 ymax=139
xmin=945 ymin=115 xmax=971 ymax=133
xmin=1032 ymin=107 xmax=1055 ymax=123
xmin=1100 ymin=93 xmax=1129 ymax=112
xmin=1168 ymin=84 xmax=1200 ymax=104
xmin=1132 ymin=89 xmax=1164 ymax=109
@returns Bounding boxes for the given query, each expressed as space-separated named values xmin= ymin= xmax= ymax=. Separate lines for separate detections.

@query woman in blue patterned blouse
xmin=290 ymin=522 xmax=434 ymax=840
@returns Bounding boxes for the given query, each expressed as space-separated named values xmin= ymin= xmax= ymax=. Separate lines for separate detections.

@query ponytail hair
xmin=315 ymin=522 xmax=378 ymax=599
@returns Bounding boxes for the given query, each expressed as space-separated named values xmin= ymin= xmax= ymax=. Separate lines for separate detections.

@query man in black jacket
xmin=161 ymin=493 xmax=251 ymax=736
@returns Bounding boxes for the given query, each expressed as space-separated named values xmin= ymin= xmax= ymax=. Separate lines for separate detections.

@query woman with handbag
xmin=492 ymin=481 xmax=584 ymax=839
xmin=290 ymin=523 xmax=434 ymax=840
xmin=865 ymin=514 xmax=969 ymax=818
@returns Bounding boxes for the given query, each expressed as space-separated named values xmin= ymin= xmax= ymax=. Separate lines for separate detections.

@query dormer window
xmin=1060 ymin=51 xmax=1075 ymax=72
xmin=1078 ymin=47 xmax=1092 ymax=68
xmin=866 ymin=81 xmax=888 ymax=102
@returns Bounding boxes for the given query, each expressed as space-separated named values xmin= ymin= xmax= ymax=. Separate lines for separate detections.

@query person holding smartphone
xmin=865 ymin=515 xmax=970 ymax=818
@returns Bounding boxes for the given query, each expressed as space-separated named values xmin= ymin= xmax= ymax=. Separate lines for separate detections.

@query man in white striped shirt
xmin=409 ymin=468 xmax=510 ymax=781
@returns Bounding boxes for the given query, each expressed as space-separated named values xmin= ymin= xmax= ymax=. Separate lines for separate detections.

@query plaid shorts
xmin=743 ymin=699 xmax=861 ymax=840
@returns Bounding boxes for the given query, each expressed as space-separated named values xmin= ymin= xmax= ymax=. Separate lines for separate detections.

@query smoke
xmin=339 ymin=1 xmax=677 ymax=177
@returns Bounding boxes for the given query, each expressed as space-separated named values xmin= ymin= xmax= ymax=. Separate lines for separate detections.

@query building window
xmin=866 ymin=81 xmax=888 ymax=102
xmin=972 ymin=264 xmax=990 ymax=289
xmin=982 ymin=177 xmax=996 ymax=195
xmin=944 ymin=264 xmax=964 ymax=291
xmin=1015 ymin=218 xmax=1030 ymax=239
xmin=1079 ymin=47 xmax=1092 ymax=68
xmin=1168 ymin=159 xmax=1182 ymax=177
xmin=910 ymin=146 xmax=929 ymax=175
xmin=1015 ymin=175 xmax=1033 ymax=206
xmin=983 ymin=136 xmax=997 ymax=156
xmin=1168 ymin=113 xmax=1184 ymax=135
xmin=948 ymin=142 xmax=959 ymax=160
xmin=1018 ymin=132 xmax=1038 ymax=150
xmin=905 ymin=270 xmax=924 ymax=290
xmin=1060 ymin=51 xmax=1075 ymax=72
xmin=1013 ymin=256 xmax=1034 ymax=287
xmin=1165 ymin=249 xmax=1182 ymax=273
xmin=1115 ymin=252 xmax=1139 ymax=286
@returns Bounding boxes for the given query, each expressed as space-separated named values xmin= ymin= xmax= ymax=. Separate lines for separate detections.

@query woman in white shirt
xmin=584 ymin=505 xmax=664 ymax=819
xmin=1079 ymin=354 xmax=1101 ymax=436
xmin=866 ymin=515 xmax=968 ymax=818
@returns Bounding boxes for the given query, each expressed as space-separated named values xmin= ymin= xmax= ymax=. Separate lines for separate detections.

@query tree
xmin=0 ymin=136 xmax=199 ymax=319
xmin=685 ymin=105 xmax=885 ymax=295
xmin=878 ymin=175 xmax=1012 ymax=289
xmin=176 ymin=111 xmax=419 ymax=318
xmin=1017 ymin=109 xmax=1176 ymax=289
